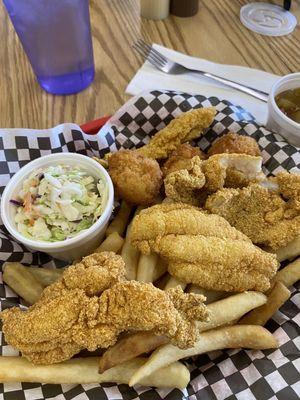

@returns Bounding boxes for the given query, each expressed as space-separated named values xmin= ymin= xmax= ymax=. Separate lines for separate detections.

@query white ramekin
xmin=1 ymin=153 xmax=114 ymax=262
xmin=267 ymin=73 xmax=300 ymax=147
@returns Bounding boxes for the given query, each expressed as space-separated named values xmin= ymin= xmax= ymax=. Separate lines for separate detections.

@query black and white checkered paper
xmin=0 ymin=91 xmax=299 ymax=400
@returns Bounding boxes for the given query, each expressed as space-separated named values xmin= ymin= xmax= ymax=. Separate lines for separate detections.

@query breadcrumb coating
xmin=1 ymin=252 xmax=208 ymax=364
xmin=276 ymin=171 xmax=300 ymax=200
xmin=208 ymin=132 xmax=261 ymax=157
xmin=205 ymin=172 xmax=300 ymax=250
xmin=136 ymin=107 xmax=216 ymax=159
xmin=163 ymin=154 xmax=266 ymax=205
xmin=164 ymin=156 xmax=206 ymax=206
xmin=108 ymin=150 xmax=162 ymax=205
xmin=162 ymin=143 xmax=206 ymax=177
xmin=203 ymin=154 xmax=265 ymax=192
xmin=130 ymin=203 xmax=278 ymax=292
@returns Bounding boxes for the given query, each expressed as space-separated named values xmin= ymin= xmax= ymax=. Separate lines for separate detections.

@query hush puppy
xmin=108 ymin=150 xmax=163 ymax=205
xmin=208 ymin=132 xmax=261 ymax=157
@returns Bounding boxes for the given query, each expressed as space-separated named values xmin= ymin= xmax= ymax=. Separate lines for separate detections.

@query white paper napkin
xmin=126 ymin=44 xmax=280 ymax=124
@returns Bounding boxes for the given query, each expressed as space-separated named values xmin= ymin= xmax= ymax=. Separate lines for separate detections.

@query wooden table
xmin=0 ymin=0 xmax=299 ymax=129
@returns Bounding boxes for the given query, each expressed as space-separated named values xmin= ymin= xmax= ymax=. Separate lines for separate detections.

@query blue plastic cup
xmin=3 ymin=0 xmax=95 ymax=95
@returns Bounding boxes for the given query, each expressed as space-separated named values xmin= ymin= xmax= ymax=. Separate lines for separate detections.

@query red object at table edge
xmin=80 ymin=116 xmax=110 ymax=135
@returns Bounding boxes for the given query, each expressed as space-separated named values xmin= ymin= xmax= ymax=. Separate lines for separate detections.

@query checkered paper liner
xmin=0 ymin=90 xmax=299 ymax=400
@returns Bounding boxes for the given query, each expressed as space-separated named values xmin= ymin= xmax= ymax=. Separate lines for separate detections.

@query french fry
xmin=104 ymin=152 xmax=112 ymax=162
xmin=121 ymin=222 xmax=140 ymax=280
xmin=29 ymin=267 xmax=64 ymax=287
xmin=129 ymin=325 xmax=278 ymax=386
xmin=273 ymin=258 xmax=300 ymax=287
xmin=98 ymin=291 xmax=267 ymax=372
xmin=3 ymin=262 xmax=44 ymax=305
xmin=164 ymin=276 xmax=186 ymax=290
xmin=121 ymin=205 xmax=146 ymax=280
xmin=239 ymin=282 xmax=290 ymax=326
xmin=188 ymin=284 xmax=227 ymax=304
xmin=99 ymin=332 xmax=169 ymax=373
xmin=0 ymin=356 xmax=189 ymax=388
xmin=153 ymin=257 xmax=168 ymax=282
xmin=136 ymin=253 xmax=158 ymax=282
xmin=154 ymin=272 xmax=171 ymax=289
xmin=196 ymin=291 xmax=267 ymax=331
xmin=106 ymin=201 xmax=132 ymax=237
xmin=95 ymin=232 xmax=124 ymax=254
xmin=92 ymin=156 xmax=108 ymax=169
xmin=276 ymin=236 xmax=300 ymax=262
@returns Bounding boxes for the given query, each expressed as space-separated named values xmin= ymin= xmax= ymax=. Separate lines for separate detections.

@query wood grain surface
xmin=0 ymin=0 xmax=299 ymax=129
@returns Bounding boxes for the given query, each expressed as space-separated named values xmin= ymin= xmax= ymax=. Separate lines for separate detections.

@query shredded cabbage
xmin=13 ymin=164 xmax=107 ymax=242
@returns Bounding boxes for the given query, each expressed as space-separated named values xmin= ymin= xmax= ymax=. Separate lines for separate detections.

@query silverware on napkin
xmin=133 ymin=39 xmax=269 ymax=103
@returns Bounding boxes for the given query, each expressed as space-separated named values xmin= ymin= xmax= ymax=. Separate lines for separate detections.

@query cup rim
xmin=269 ymin=72 xmax=300 ymax=129
xmin=1 ymin=153 xmax=114 ymax=250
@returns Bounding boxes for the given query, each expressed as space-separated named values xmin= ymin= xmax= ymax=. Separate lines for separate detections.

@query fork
xmin=133 ymin=39 xmax=269 ymax=103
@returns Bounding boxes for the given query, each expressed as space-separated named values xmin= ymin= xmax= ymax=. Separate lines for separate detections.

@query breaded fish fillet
xmin=164 ymin=156 xmax=206 ymax=206
xmin=1 ymin=252 xmax=208 ymax=365
xmin=208 ymin=132 xmax=261 ymax=157
xmin=205 ymin=171 xmax=300 ymax=250
xmin=163 ymin=153 xmax=266 ymax=205
xmin=136 ymin=107 xmax=216 ymax=159
xmin=130 ymin=203 xmax=278 ymax=292
xmin=162 ymin=143 xmax=206 ymax=177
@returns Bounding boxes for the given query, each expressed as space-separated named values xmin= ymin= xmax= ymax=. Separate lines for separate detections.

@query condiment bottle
xmin=170 ymin=0 xmax=199 ymax=17
xmin=140 ymin=0 xmax=170 ymax=20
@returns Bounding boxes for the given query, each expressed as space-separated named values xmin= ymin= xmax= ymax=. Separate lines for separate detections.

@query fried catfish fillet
xmin=164 ymin=156 xmax=206 ymax=206
xmin=136 ymin=107 xmax=216 ymax=159
xmin=163 ymin=153 xmax=265 ymax=205
xmin=208 ymin=132 xmax=261 ymax=157
xmin=1 ymin=252 xmax=208 ymax=364
xmin=205 ymin=171 xmax=300 ymax=250
xmin=130 ymin=203 xmax=278 ymax=292
xmin=162 ymin=143 xmax=207 ymax=177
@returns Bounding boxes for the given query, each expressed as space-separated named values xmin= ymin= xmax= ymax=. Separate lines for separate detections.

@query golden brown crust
xmin=164 ymin=156 xmax=206 ymax=206
xmin=166 ymin=237 xmax=276 ymax=292
xmin=162 ymin=144 xmax=206 ymax=177
xmin=130 ymin=203 xmax=278 ymax=292
xmin=130 ymin=202 xmax=249 ymax=254
xmin=1 ymin=252 xmax=208 ymax=364
xmin=275 ymin=171 xmax=300 ymax=200
xmin=163 ymin=154 xmax=265 ymax=206
xmin=205 ymin=173 xmax=300 ymax=250
xmin=203 ymin=154 xmax=265 ymax=192
xmin=108 ymin=150 xmax=162 ymax=205
xmin=136 ymin=107 xmax=216 ymax=159
xmin=41 ymin=252 xmax=125 ymax=300
xmin=208 ymin=132 xmax=261 ymax=157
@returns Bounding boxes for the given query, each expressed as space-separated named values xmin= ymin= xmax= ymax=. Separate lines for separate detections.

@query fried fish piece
xmin=136 ymin=107 xmax=216 ymax=159
xmin=1 ymin=252 xmax=208 ymax=365
xmin=130 ymin=203 xmax=278 ymax=292
xmin=205 ymin=172 xmax=300 ymax=250
xmin=203 ymin=153 xmax=265 ymax=192
xmin=208 ymin=132 xmax=261 ymax=157
xmin=162 ymin=143 xmax=206 ymax=177
xmin=164 ymin=156 xmax=206 ymax=206
xmin=163 ymin=153 xmax=266 ymax=205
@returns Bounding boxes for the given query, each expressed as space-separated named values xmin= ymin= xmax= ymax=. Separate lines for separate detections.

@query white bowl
xmin=1 ymin=153 xmax=114 ymax=262
xmin=267 ymin=73 xmax=300 ymax=147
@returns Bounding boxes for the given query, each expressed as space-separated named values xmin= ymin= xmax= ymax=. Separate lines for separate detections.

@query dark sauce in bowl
xmin=275 ymin=88 xmax=300 ymax=124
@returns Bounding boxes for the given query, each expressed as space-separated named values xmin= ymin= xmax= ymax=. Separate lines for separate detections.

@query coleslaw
xmin=11 ymin=165 xmax=108 ymax=242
